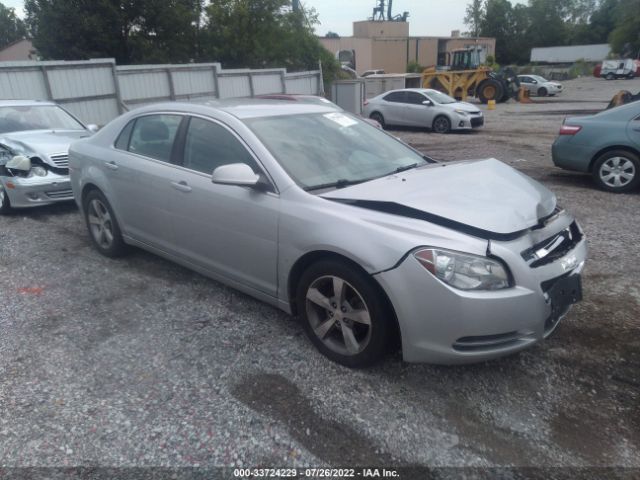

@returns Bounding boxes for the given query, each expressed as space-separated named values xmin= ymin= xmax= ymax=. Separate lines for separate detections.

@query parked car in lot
xmin=363 ymin=88 xmax=484 ymax=133
xmin=70 ymin=100 xmax=586 ymax=367
xmin=517 ymin=75 xmax=564 ymax=97
xmin=0 ymin=100 xmax=97 ymax=214
xmin=552 ymin=101 xmax=640 ymax=193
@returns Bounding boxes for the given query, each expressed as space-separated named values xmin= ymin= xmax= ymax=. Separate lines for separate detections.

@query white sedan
xmin=363 ymin=88 xmax=484 ymax=133
xmin=517 ymin=75 xmax=564 ymax=97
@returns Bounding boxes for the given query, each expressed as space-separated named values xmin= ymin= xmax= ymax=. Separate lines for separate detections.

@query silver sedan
xmin=363 ymin=88 xmax=484 ymax=133
xmin=0 ymin=100 xmax=96 ymax=214
xmin=70 ymin=100 xmax=587 ymax=367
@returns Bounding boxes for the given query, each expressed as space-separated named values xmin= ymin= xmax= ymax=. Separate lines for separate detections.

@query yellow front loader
xmin=422 ymin=48 xmax=521 ymax=104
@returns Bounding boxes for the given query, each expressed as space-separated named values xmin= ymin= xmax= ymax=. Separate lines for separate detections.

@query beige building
xmin=0 ymin=39 xmax=37 ymax=62
xmin=320 ymin=21 xmax=496 ymax=74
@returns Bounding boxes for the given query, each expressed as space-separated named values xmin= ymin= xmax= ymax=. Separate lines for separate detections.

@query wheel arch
xmin=287 ymin=250 xmax=402 ymax=349
xmin=589 ymin=145 xmax=640 ymax=172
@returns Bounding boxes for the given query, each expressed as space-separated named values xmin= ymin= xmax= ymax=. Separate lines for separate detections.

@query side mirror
xmin=422 ymin=100 xmax=433 ymax=106
xmin=86 ymin=124 xmax=99 ymax=133
xmin=212 ymin=163 xmax=260 ymax=187
xmin=6 ymin=155 xmax=31 ymax=171
xmin=531 ymin=80 xmax=537 ymax=84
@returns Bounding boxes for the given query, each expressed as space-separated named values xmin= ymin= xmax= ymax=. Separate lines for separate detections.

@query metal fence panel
xmin=1 ymin=59 xmax=322 ymax=125
xmin=285 ymin=71 xmax=320 ymax=94
xmin=0 ymin=65 xmax=48 ymax=99
xmin=218 ymin=70 xmax=252 ymax=98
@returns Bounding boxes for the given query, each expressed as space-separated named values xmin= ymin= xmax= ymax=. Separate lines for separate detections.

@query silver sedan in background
xmin=363 ymin=88 xmax=484 ymax=133
xmin=0 ymin=100 xmax=96 ymax=214
xmin=518 ymin=75 xmax=564 ymax=97
xmin=70 ymin=100 xmax=586 ymax=367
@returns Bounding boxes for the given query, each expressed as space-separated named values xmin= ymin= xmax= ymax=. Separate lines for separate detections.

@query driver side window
xmin=182 ymin=117 xmax=259 ymax=175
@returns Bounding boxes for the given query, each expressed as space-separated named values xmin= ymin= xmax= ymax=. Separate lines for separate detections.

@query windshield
xmin=424 ymin=91 xmax=457 ymax=104
xmin=0 ymin=105 xmax=85 ymax=134
xmin=245 ymin=112 xmax=429 ymax=190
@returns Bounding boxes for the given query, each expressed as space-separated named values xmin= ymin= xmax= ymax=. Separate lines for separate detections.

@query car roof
xmin=130 ymin=99 xmax=339 ymax=120
xmin=0 ymin=100 xmax=58 ymax=107
xmin=382 ymin=88 xmax=445 ymax=95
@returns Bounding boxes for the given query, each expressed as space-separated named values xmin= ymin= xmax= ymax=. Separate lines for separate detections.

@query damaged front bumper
xmin=374 ymin=213 xmax=587 ymax=364
xmin=1 ymin=172 xmax=73 ymax=208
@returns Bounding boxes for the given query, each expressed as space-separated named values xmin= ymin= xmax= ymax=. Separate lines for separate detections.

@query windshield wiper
xmin=392 ymin=163 xmax=419 ymax=174
xmin=304 ymin=178 xmax=366 ymax=192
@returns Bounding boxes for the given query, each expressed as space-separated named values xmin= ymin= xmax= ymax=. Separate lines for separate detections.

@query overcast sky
xmin=3 ymin=0 xmax=525 ymax=37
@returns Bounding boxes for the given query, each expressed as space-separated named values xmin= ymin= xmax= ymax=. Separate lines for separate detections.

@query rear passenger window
xmin=183 ymin=117 xmax=259 ymax=175
xmin=114 ymin=120 xmax=134 ymax=150
xmin=128 ymin=115 xmax=182 ymax=162
xmin=383 ymin=92 xmax=406 ymax=103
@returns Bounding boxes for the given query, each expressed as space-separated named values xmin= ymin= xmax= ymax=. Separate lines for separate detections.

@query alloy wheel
xmin=305 ymin=275 xmax=372 ymax=356
xmin=0 ymin=186 xmax=5 ymax=209
xmin=433 ymin=117 xmax=450 ymax=134
xmin=87 ymin=198 xmax=115 ymax=249
xmin=599 ymin=157 xmax=636 ymax=189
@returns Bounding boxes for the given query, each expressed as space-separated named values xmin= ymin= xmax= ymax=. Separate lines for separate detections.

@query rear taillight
xmin=559 ymin=125 xmax=582 ymax=135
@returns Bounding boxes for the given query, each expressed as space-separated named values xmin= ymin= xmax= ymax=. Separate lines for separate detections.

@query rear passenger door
xmin=168 ymin=116 xmax=279 ymax=297
xmin=108 ymin=113 xmax=184 ymax=250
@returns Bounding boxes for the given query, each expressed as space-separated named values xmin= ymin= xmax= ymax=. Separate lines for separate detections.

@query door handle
xmin=105 ymin=161 xmax=118 ymax=171
xmin=170 ymin=180 xmax=192 ymax=193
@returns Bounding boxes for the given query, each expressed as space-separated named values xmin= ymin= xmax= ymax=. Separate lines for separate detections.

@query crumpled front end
xmin=1 ymin=142 xmax=73 ymax=208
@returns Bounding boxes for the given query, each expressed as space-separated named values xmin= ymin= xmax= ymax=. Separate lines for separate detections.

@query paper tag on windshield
xmin=324 ymin=112 xmax=358 ymax=128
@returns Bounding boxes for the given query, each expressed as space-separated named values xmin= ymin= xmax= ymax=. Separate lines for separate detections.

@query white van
xmin=601 ymin=59 xmax=637 ymax=80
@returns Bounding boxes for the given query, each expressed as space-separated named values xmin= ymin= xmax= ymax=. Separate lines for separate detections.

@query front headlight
xmin=30 ymin=165 xmax=48 ymax=177
xmin=414 ymin=248 xmax=511 ymax=290
xmin=454 ymin=109 xmax=469 ymax=116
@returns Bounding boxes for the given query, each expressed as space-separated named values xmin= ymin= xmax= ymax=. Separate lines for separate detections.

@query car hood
xmin=0 ymin=130 xmax=88 ymax=166
xmin=443 ymin=101 xmax=480 ymax=113
xmin=321 ymin=158 xmax=556 ymax=240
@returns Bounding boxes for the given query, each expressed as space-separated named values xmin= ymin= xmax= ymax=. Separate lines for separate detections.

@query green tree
xmin=202 ymin=0 xmax=339 ymax=80
xmin=24 ymin=0 xmax=203 ymax=63
xmin=0 ymin=2 xmax=26 ymax=49
xmin=610 ymin=0 xmax=640 ymax=56
xmin=464 ymin=0 xmax=484 ymax=37
xmin=478 ymin=0 xmax=516 ymax=63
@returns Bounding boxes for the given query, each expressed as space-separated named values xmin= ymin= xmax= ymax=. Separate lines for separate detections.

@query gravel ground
xmin=0 ymin=76 xmax=639 ymax=472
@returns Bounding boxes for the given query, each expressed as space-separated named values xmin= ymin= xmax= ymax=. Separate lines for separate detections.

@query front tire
xmin=0 ymin=184 xmax=12 ymax=215
xmin=538 ymin=87 xmax=548 ymax=97
xmin=297 ymin=260 xmax=393 ymax=368
xmin=83 ymin=189 xmax=127 ymax=257
xmin=477 ymin=79 xmax=504 ymax=104
xmin=606 ymin=73 xmax=615 ymax=80
xmin=432 ymin=115 xmax=451 ymax=134
xmin=369 ymin=112 xmax=386 ymax=129
xmin=592 ymin=150 xmax=640 ymax=193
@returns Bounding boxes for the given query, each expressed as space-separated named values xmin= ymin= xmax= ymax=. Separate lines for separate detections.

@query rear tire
xmin=369 ymin=112 xmax=386 ymax=129
xmin=592 ymin=150 xmax=640 ymax=193
xmin=477 ymin=79 xmax=504 ymax=104
xmin=606 ymin=73 xmax=615 ymax=80
xmin=538 ymin=87 xmax=548 ymax=97
xmin=0 ymin=184 xmax=12 ymax=215
xmin=296 ymin=260 xmax=393 ymax=368
xmin=83 ymin=189 xmax=127 ymax=257
xmin=432 ymin=115 xmax=451 ymax=134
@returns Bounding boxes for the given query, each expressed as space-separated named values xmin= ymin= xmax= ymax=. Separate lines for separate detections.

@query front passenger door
xmin=168 ymin=116 xmax=279 ymax=297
